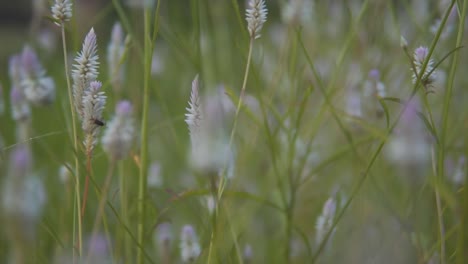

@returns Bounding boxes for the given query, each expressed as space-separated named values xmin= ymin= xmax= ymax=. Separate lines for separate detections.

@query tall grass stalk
xmin=207 ymin=37 xmax=254 ymax=264
xmin=444 ymin=2 xmax=468 ymax=264
xmin=118 ymin=162 xmax=131 ymax=261
xmin=59 ymin=22 xmax=82 ymax=256
xmin=137 ymin=1 xmax=160 ymax=262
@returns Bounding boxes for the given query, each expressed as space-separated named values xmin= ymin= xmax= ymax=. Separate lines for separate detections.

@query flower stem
xmin=88 ymin=159 xmax=117 ymax=262
xmin=137 ymin=7 xmax=153 ymax=264
xmin=60 ymin=24 xmax=82 ymax=256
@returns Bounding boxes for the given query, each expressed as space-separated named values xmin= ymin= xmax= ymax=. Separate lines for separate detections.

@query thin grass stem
xmin=60 ymin=23 xmax=82 ymax=256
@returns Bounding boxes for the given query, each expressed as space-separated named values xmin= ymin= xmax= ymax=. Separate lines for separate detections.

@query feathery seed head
xmin=73 ymin=28 xmax=100 ymax=118
xmin=185 ymin=75 xmax=202 ymax=150
xmin=73 ymin=28 xmax=99 ymax=81
xmin=51 ymin=0 xmax=72 ymax=25
xmin=246 ymin=0 xmax=268 ymax=39
xmin=82 ymin=81 xmax=106 ymax=152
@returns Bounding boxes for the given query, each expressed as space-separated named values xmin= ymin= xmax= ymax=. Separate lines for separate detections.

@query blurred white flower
xmin=180 ymin=225 xmax=201 ymax=262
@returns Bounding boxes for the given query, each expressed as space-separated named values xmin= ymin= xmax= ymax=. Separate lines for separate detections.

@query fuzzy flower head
xmin=282 ymin=0 xmax=314 ymax=26
xmin=315 ymin=197 xmax=337 ymax=245
xmin=8 ymin=55 xmax=22 ymax=88
xmin=180 ymin=225 xmax=201 ymax=262
xmin=155 ymin=222 xmax=173 ymax=257
xmin=107 ymin=22 xmax=126 ymax=92
xmin=51 ymin=0 xmax=72 ymax=25
xmin=386 ymin=98 xmax=430 ymax=170
xmin=18 ymin=46 xmax=56 ymax=106
xmin=246 ymin=0 xmax=268 ymax=39
xmin=412 ymin=46 xmax=436 ymax=87
xmin=82 ymin=81 xmax=106 ymax=152
xmin=2 ymin=146 xmax=47 ymax=243
xmin=73 ymin=28 xmax=99 ymax=118
xmin=184 ymin=77 xmax=236 ymax=179
xmin=101 ymin=100 xmax=135 ymax=160
xmin=148 ymin=162 xmax=163 ymax=188
xmin=10 ymin=87 xmax=31 ymax=122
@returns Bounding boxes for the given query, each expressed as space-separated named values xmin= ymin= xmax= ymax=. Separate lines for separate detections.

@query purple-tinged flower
xmin=246 ymin=0 xmax=268 ymax=39
xmin=51 ymin=0 xmax=72 ymax=25
xmin=368 ymin=69 xmax=380 ymax=81
xmin=148 ymin=162 xmax=162 ymax=188
xmin=243 ymin=244 xmax=253 ymax=263
xmin=155 ymin=222 xmax=173 ymax=260
xmin=10 ymin=87 xmax=31 ymax=122
xmin=180 ymin=225 xmax=201 ymax=262
xmin=412 ymin=46 xmax=436 ymax=86
xmin=386 ymin=98 xmax=430 ymax=169
xmin=73 ymin=28 xmax=99 ymax=119
xmin=86 ymin=233 xmax=111 ymax=262
xmin=315 ymin=197 xmax=336 ymax=245
xmin=101 ymin=100 xmax=134 ymax=160
xmin=82 ymin=81 xmax=106 ymax=152
xmin=345 ymin=88 xmax=362 ymax=118
xmin=9 ymin=55 xmax=22 ymax=88
xmin=20 ymin=46 xmax=43 ymax=79
xmin=2 ymin=146 xmax=46 ymax=247
xmin=107 ymin=22 xmax=126 ymax=92
xmin=18 ymin=46 xmax=55 ymax=106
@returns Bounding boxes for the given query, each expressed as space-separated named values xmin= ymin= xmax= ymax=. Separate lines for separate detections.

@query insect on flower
xmin=92 ymin=118 xmax=105 ymax=126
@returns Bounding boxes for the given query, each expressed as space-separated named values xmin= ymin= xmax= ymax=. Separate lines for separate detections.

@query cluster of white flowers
xmin=51 ymin=0 xmax=72 ymax=25
xmin=180 ymin=225 xmax=201 ymax=262
xmin=315 ymin=197 xmax=337 ymax=245
xmin=107 ymin=22 xmax=126 ymax=93
xmin=101 ymin=100 xmax=135 ymax=160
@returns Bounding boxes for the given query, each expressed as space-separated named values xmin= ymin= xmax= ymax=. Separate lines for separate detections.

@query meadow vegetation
xmin=0 ymin=0 xmax=467 ymax=263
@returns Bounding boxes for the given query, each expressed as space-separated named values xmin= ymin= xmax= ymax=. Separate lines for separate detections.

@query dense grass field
xmin=0 ymin=0 xmax=467 ymax=263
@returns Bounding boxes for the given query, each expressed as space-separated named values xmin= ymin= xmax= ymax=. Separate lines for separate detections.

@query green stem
xmin=208 ymin=37 xmax=254 ymax=264
xmin=137 ymin=7 xmax=153 ymax=264
xmin=87 ymin=159 xmax=117 ymax=263
xmin=60 ymin=23 xmax=82 ymax=256
xmin=219 ymin=38 xmax=254 ymax=197
xmin=446 ymin=2 xmax=468 ymax=264
xmin=119 ymin=162 xmax=131 ymax=261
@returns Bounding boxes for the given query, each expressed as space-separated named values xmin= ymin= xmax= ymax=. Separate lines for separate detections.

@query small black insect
xmin=92 ymin=118 xmax=105 ymax=126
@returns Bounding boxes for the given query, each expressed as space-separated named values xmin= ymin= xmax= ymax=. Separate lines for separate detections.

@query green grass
xmin=0 ymin=0 xmax=467 ymax=263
